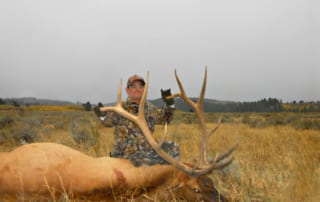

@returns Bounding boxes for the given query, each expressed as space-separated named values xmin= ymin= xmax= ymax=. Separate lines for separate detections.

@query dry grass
xmin=155 ymin=122 xmax=320 ymax=202
xmin=223 ymin=124 xmax=319 ymax=202
xmin=0 ymin=109 xmax=319 ymax=201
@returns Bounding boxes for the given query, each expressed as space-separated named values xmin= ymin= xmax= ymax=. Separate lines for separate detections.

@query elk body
xmin=0 ymin=143 xmax=225 ymax=201
xmin=0 ymin=69 xmax=236 ymax=201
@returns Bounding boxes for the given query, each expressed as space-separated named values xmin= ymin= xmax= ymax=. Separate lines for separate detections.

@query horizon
xmin=2 ymin=96 xmax=319 ymax=105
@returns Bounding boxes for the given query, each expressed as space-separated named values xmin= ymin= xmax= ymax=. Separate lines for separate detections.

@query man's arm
xmin=160 ymin=106 xmax=175 ymax=124
xmin=156 ymin=88 xmax=176 ymax=124
xmin=93 ymin=106 xmax=115 ymax=127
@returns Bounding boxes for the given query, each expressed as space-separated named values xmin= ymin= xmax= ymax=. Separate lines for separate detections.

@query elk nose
xmin=202 ymin=190 xmax=227 ymax=202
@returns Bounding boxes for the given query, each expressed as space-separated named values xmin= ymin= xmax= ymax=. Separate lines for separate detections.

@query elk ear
xmin=197 ymin=176 xmax=227 ymax=202
xmin=198 ymin=176 xmax=214 ymax=191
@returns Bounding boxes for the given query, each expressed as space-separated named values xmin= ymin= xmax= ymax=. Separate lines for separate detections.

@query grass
xmin=0 ymin=108 xmax=319 ymax=201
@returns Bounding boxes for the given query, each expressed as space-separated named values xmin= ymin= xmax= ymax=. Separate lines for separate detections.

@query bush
xmin=293 ymin=119 xmax=320 ymax=130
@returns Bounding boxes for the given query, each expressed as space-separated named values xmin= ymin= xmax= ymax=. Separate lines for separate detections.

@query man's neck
xmin=128 ymin=98 xmax=141 ymax=105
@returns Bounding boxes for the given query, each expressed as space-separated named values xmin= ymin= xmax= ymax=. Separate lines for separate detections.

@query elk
xmin=0 ymin=69 xmax=237 ymax=201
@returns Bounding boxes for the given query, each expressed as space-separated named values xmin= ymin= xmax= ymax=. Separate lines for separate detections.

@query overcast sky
xmin=0 ymin=0 xmax=319 ymax=104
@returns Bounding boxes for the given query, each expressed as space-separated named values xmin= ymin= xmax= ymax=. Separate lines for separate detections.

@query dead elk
xmin=0 ymin=69 xmax=237 ymax=201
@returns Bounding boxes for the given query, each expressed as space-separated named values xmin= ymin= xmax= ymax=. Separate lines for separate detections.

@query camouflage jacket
xmin=99 ymin=99 xmax=179 ymax=166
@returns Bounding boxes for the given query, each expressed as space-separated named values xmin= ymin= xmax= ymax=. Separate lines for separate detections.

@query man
xmin=95 ymin=74 xmax=179 ymax=166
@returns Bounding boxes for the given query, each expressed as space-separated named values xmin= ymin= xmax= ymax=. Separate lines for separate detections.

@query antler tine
xmin=174 ymin=69 xmax=197 ymax=110
xmin=138 ymin=71 xmax=149 ymax=119
xmin=208 ymin=118 xmax=221 ymax=137
xmin=158 ymin=123 xmax=168 ymax=148
xmin=198 ymin=66 xmax=207 ymax=107
xmin=100 ymin=79 xmax=137 ymax=122
xmin=215 ymin=144 xmax=238 ymax=164
xmin=116 ymin=79 xmax=123 ymax=106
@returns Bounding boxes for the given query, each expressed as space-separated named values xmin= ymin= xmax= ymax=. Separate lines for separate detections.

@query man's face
xmin=126 ymin=81 xmax=145 ymax=103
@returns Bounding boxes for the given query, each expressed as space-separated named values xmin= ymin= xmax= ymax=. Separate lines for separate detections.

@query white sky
xmin=0 ymin=0 xmax=319 ymax=103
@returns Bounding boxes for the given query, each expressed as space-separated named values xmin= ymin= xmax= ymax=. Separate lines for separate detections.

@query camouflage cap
xmin=127 ymin=74 xmax=145 ymax=87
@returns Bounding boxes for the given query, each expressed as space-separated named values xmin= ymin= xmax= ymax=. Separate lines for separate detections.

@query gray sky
xmin=0 ymin=0 xmax=319 ymax=104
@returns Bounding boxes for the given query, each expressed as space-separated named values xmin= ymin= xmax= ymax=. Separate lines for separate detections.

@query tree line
xmin=180 ymin=98 xmax=320 ymax=113
xmin=1 ymin=98 xmax=319 ymax=113
xmin=201 ymin=98 xmax=284 ymax=112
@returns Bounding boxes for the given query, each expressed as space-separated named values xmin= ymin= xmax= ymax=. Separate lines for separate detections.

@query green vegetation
xmin=0 ymin=98 xmax=6 ymax=105
xmin=172 ymin=111 xmax=320 ymax=130
xmin=82 ymin=101 xmax=92 ymax=111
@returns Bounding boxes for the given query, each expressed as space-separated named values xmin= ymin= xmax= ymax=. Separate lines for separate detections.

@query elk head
xmin=100 ymin=68 xmax=237 ymax=201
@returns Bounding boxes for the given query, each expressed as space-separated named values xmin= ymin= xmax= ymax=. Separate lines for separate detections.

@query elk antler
xmin=168 ymin=67 xmax=238 ymax=174
xmin=100 ymin=69 xmax=237 ymax=177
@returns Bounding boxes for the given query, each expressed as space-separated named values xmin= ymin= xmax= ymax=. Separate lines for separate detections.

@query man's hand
xmin=161 ymin=88 xmax=174 ymax=106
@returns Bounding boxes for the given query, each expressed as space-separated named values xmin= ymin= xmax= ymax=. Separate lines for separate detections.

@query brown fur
xmin=0 ymin=142 xmax=226 ymax=201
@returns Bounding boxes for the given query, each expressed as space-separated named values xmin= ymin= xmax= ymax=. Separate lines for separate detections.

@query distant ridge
xmin=2 ymin=97 xmax=318 ymax=112
xmin=119 ymin=97 xmax=320 ymax=113
xmin=3 ymin=97 xmax=75 ymax=106
xmin=149 ymin=97 xmax=236 ymax=112
xmin=92 ymin=97 xmax=234 ymax=112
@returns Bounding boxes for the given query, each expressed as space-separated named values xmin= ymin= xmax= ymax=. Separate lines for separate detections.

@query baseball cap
xmin=127 ymin=74 xmax=145 ymax=87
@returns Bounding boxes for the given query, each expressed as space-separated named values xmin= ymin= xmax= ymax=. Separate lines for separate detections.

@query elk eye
xmin=194 ymin=188 xmax=200 ymax=193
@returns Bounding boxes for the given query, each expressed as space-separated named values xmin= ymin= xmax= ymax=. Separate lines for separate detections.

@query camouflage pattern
xmin=98 ymin=99 xmax=179 ymax=166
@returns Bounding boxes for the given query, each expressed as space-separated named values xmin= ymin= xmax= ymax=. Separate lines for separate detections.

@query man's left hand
xmin=161 ymin=88 xmax=174 ymax=106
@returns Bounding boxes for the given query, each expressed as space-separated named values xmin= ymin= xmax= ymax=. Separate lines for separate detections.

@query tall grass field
xmin=0 ymin=107 xmax=319 ymax=201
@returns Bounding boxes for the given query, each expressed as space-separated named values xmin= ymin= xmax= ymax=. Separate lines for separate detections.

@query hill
xmin=1 ymin=97 xmax=319 ymax=112
xmin=2 ymin=97 xmax=75 ymax=106
xmin=149 ymin=97 xmax=235 ymax=112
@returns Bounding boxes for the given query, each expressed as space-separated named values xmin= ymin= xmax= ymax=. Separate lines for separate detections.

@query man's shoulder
xmin=146 ymin=100 xmax=155 ymax=106
xmin=146 ymin=101 xmax=158 ymax=109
